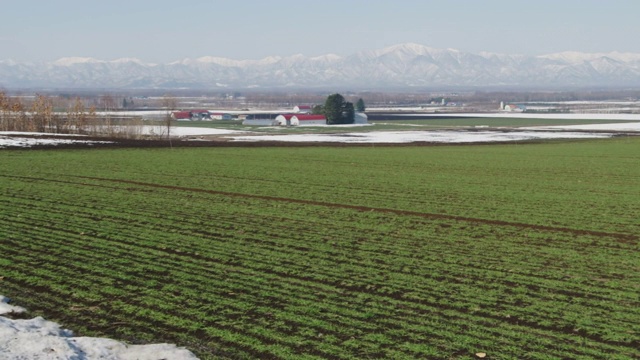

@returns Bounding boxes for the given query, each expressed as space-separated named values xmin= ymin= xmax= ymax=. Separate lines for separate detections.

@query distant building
xmin=242 ymin=113 xmax=280 ymax=126
xmin=354 ymin=112 xmax=368 ymax=124
xmin=293 ymin=105 xmax=312 ymax=113
xmin=171 ymin=111 xmax=192 ymax=121
xmin=274 ymin=114 xmax=296 ymax=126
xmin=243 ymin=112 xmax=364 ymax=126
xmin=210 ymin=112 xmax=233 ymax=120
xmin=504 ymin=104 xmax=526 ymax=112
xmin=190 ymin=110 xmax=212 ymax=120
xmin=171 ymin=110 xmax=212 ymax=121
xmin=290 ymin=114 xmax=326 ymax=126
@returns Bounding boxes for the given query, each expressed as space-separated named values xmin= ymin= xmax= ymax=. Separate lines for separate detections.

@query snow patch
xmin=388 ymin=112 xmax=640 ymax=121
xmin=524 ymin=122 xmax=640 ymax=131
xmin=0 ymin=296 xmax=25 ymax=315
xmin=141 ymin=126 xmax=245 ymax=136
xmin=0 ymin=295 xmax=199 ymax=360
xmin=0 ymin=133 xmax=114 ymax=148
xmin=230 ymin=130 xmax=613 ymax=144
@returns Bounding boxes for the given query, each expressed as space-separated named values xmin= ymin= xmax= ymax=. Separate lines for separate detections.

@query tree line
xmin=0 ymin=92 xmax=147 ymax=138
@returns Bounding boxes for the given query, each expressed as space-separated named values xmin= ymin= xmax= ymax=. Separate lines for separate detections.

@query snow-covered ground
xmin=139 ymin=126 xmax=245 ymax=136
xmin=229 ymin=130 xmax=614 ymax=143
xmin=396 ymin=112 xmax=640 ymax=121
xmin=493 ymin=113 xmax=640 ymax=121
xmin=0 ymin=296 xmax=199 ymax=360
xmin=0 ymin=132 xmax=113 ymax=148
xmin=2 ymin=121 xmax=638 ymax=147
xmin=523 ymin=122 xmax=640 ymax=131
xmin=0 ymin=128 xmax=245 ymax=148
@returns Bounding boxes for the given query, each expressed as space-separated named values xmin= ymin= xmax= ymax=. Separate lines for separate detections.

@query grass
xmin=1 ymin=137 xmax=639 ymax=359
xmin=371 ymin=117 xmax=640 ymax=128
xmin=171 ymin=116 xmax=640 ymax=134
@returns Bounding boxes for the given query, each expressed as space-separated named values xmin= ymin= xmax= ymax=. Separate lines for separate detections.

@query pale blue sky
xmin=1 ymin=0 xmax=638 ymax=62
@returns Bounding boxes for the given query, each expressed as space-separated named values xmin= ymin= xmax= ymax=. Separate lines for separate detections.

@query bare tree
xmin=0 ymin=91 xmax=9 ymax=131
xmin=87 ymin=105 xmax=98 ymax=136
xmin=30 ymin=94 xmax=54 ymax=132
xmin=161 ymin=94 xmax=177 ymax=141
xmin=66 ymin=97 xmax=87 ymax=134
xmin=11 ymin=98 xmax=27 ymax=132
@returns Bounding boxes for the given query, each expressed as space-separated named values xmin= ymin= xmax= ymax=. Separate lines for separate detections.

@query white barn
xmin=291 ymin=114 xmax=326 ymax=126
xmin=504 ymin=104 xmax=526 ymax=112
xmin=274 ymin=114 xmax=296 ymax=126
xmin=354 ymin=112 xmax=368 ymax=124
xmin=293 ymin=105 xmax=312 ymax=113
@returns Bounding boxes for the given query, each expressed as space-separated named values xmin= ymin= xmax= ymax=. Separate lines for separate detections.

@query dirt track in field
xmin=54 ymin=175 xmax=634 ymax=242
xmin=4 ymin=173 xmax=636 ymax=242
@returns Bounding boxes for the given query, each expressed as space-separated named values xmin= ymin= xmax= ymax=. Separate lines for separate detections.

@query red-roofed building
xmin=190 ymin=110 xmax=212 ymax=120
xmin=274 ymin=114 xmax=296 ymax=126
xmin=171 ymin=110 xmax=212 ymax=121
xmin=171 ymin=111 xmax=192 ymax=121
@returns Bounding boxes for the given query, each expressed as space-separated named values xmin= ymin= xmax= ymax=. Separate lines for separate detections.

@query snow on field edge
xmin=0 ymin=135 xmax=114 ymax=148
xmin=523 ymin=122 xmax=640 ymax=131
xmin=0 ymin=296 xmax=199 ymax=360
xmin=394 ymin=112 xmax=640 ymax=121
xmin=229 ymin=130 xmax=615 ymax=143
xmin=3 ymin=122 xmax=639 ymax=147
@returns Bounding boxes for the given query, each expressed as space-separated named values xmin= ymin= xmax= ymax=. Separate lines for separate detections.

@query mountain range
xmin=3 ymin=43 xmax=640 ymax=89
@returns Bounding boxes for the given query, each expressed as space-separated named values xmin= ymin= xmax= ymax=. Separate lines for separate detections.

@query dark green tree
xmin=343 ymin=101 xmax=354 ymax=123
xmin=356 ymin=98 xmax=365 ymax=112
xmin=324 ymin=93 xmax=355 ymax=124
xmin=311 ymin=104 xmax=324 ymax=115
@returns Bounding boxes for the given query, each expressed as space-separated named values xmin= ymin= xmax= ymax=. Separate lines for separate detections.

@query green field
xmin=172 ymin=117 xmax=640 ymax=133
xmin=1 ymin=138 xmax=639 ymax=359
xmin=370 ymin=117 xmax=640 ymax=129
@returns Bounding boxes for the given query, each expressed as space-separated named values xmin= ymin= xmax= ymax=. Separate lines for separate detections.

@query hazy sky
xmin=2 ymin=0 xmax=639 ymax=63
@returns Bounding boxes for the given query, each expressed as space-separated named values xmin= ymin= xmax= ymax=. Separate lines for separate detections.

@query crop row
xmin=2 ymin=141 xmax=639 ymax=359
xmin=2 ymin=176 xmax=639 ymax=358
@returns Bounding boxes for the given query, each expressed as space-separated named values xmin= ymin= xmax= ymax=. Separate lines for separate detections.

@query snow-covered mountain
xmin=3 ymin=43 xmax=640 ymax=89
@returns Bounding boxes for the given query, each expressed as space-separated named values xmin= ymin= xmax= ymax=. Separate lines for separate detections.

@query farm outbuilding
xmin=191 ymin=110 xmax=212 ymax=120
xmin=242 ymin=113 xmax=280 ymax=126
xmin=504 ymin=104 xmax=526 ymax=112
xmin=290 ymin=114 xmax=326 ymax=126
xmin=210 ymin=112 xmax=233 ymax=120
xmin=293 ymin=105 xmax=312 ymax=113
xmin=171 ymin=110 xmax=212 ymax=121
xmin=354 ymin=112 xmax=368 ymax=124
xmin=171 ymin=111 xmax=192 ymax=121
xmin=274 ymin=114 xmax=296 ymax=126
